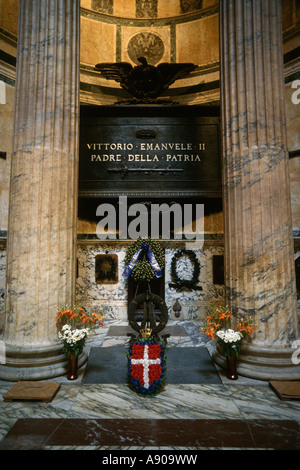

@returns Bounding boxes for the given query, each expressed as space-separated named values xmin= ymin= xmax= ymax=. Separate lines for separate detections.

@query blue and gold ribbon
xmin=123 ymin=242 xmax=162 ymax=279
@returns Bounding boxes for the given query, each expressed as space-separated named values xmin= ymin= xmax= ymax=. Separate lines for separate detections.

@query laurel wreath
xmin=124 ymin=238 xmax=165 ymax=282
xmin=169 ymin=249 xmax=202 ymax=291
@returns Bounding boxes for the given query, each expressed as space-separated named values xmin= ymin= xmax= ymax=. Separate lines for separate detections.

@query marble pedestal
xmin=0 ymin=347 xmax=87 ymax=382
xmin=213 ymin=343 xmax=300 ymax=381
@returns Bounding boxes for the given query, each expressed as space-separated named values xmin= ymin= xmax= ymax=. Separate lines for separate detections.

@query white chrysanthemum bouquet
xmin=58 ymin=324 xmax=90 ymax=356
xmin=216 ymin=329 xmax=243 ymax=357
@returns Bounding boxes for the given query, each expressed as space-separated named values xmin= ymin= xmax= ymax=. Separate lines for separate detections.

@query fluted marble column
xmin=216 ymin=0 xmax=300 ymax=379
xmin=0 ymin=0 xmax=82 ymax=380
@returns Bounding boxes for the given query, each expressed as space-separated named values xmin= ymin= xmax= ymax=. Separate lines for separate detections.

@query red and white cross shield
xmin=128 ymin=341 xmax=166 ymax=394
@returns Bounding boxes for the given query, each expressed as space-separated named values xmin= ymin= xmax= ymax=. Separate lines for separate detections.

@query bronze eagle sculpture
xmin=95 ymin=57 xmax=196 ymax=100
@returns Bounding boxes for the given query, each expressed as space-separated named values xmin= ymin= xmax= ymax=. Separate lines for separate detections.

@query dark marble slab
xmin=2 ymin=418 xmax=299 ymax=449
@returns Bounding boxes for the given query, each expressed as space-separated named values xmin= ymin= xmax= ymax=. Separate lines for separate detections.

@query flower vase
xmin=226 ymin=355 xmax=238 ymax=380
xmin=67 ymin=354 xmax=78 ymax=380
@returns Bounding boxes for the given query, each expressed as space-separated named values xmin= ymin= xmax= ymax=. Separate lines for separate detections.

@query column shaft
xmin=218 ymin=0 xmax=299 ymax=379
xmin=0 ymin=0 xmax=81 ymax=380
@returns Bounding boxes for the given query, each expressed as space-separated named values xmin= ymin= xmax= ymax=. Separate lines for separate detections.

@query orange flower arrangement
xmin=236 ymin=317 xmax=255 ymax=337
xmin=201 ymin=305 xmax=254 ymax=343
xmin=56 ymin=305 xmax=103 ymax=331
xmin=201 ymin=305 xmax=232 ymax=340
xmin=56 ymin=305 xmax=104 ymax=357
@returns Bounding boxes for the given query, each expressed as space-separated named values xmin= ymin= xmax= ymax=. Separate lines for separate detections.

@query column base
xmin=212 ymin=342 xmax=300 ymax=381
xmin=0 ymin=343 xmax=87 ymax=381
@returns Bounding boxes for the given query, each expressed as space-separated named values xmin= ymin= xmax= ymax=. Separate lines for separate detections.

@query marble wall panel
xmin=165 ymin=244 xmax=225 ymax=320
xmin=80 ymin=0 xmax=92 ymax=9
xmin=0 ymin=0 xmax=19 ymax=35
xmin=114 ymin=0 xmax=136 ymax=18
xmin=157 ymin=0 xmax=181 ymax=18
xmin=75 ymin=242 xmax=224 ymax=322
xmin=80 ymin=17 xmax=116 ymax=65
xmin=176 ymin=14 xmax=219 ymax=65
xmin=76 ymin=244 xmax=128 ymax=320
xmin=202 ymin=0 xmax=218 ymax=8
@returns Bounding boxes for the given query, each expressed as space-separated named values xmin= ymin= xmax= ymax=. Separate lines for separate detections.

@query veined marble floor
xmin=0 ymin=319 xmax=299 ymax=450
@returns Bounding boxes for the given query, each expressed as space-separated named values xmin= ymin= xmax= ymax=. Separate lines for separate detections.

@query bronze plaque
xmin=79 ymin=106 xmax=221 ymax=198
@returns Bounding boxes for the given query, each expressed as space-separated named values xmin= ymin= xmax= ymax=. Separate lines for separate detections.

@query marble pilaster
xmin=217 ymin=0 xmax=300 ymax=379
xmin=0 ymin=0 xmax=81 ymax=380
